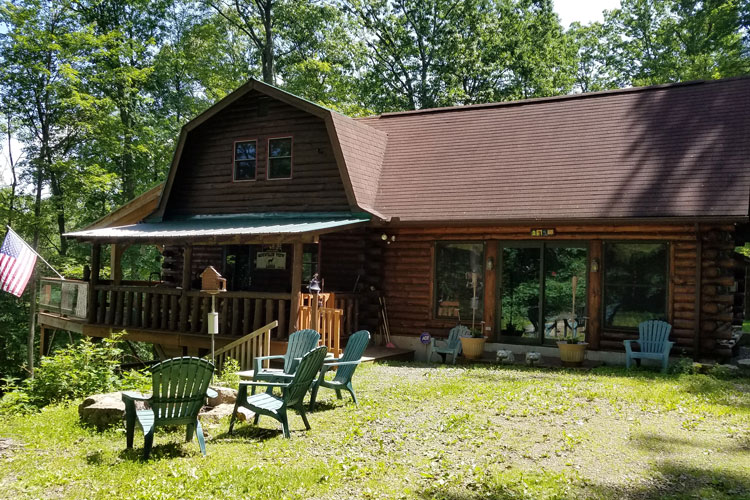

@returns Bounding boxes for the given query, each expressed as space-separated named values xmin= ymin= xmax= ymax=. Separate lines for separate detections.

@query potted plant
xmin=460 ymin=327 xmax=486 ymax=360
xmin=556 ymin=276 xmax=587 ymax=367
xmin=556 ymin=328 xmax=588 ymax=367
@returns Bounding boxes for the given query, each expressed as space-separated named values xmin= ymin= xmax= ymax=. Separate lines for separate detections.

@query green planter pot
xmin=557 ymin=341 xmax=588 ymax=366
xmin=460 ymin=337 xmax=486 ymax=360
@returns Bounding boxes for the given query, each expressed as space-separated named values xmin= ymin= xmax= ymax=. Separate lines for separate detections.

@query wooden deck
xmin=361 ymin=346 xmax=414 ymax=363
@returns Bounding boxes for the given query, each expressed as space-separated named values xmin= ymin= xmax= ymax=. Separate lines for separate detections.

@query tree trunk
xmin=48 ymin=171 xmax=67 ymax=256
xmin=262 ymin=1 xmax=274 ymax=84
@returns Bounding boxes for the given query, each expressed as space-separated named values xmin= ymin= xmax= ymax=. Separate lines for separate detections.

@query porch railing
xmin=212 ymin=320 xmax=276 ymax=371
xmin=298 ymin=293 xmax=343 ymax=355
xmin=90 ymin=285 xmax=293 ymax=337
xmin=38 ymin=278 xmax=88 ymax=319
xmin=40 ymin=278 xmax=361 ymax=351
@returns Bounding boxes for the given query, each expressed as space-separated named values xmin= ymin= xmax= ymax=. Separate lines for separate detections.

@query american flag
xmin=0 ymin=229 xmax=37 ymax=297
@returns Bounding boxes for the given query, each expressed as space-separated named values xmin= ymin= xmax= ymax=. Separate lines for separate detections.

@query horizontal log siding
xmin=165 ymin=91 xmax=350 ymax=217
xmin=161 ymin=245 xmax=224 ymax=286
xmin=380 ymin=223 xmax=735 ymax=358
xmin=699 ymin=227 xmax=736 ymax=359
xmin=320 ymin=229 xmax=381 ymax=334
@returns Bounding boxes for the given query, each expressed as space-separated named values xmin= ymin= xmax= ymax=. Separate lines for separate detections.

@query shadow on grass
xmin=213 ymin=423 xmax=287 ymax=442
xmin=414 ymin=461 xmax=749 ymax=500
xmin=593 ymin=462 xmax=750 ymax=500
xmin=305 ymin=400 xmax=340 ymax=412
xmin=118 ymin=442 xmax=195 ymax=461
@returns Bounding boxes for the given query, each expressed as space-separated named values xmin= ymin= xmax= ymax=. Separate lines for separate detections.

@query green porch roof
xmin=64 ymin=212 xmax=371 ymax=244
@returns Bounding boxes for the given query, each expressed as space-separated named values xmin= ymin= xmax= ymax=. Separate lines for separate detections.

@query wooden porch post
xmin=587 ymin=240 xmax=602 ymax=350
xmin=179 ymin=244 xmax=193 ymax=331
xmin=111 ymin=244 xmax=125 ymax=286
xmin=484 ymin=242 xmax=498 ymax=340
xmin=87 ymin=243 xmax=101 ymax=324
xmin=289 ymin=242 xmax=303 ymax=334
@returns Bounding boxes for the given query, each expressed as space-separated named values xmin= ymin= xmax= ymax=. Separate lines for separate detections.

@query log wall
xmin=319 ymin=229 xmax=382 ymax=334
xmin=379 ymin=223 xmax=736 ymax=359
xmin=164 ymin=90 xmax=350 ymax=217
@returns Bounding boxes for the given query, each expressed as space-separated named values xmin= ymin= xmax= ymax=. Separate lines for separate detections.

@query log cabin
xmin=40 ymin=76 xmax=750 ymax=364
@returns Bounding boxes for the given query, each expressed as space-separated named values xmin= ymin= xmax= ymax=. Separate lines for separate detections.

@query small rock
xmin=199 ymin=403 xmax=236 ymax=422
xmin=234 ymin=406 xmax=254 ymax=422
xmin=79 ymin=392 xmax=125 ymax=430
xmin=496 ymin=350 xmax=515 ymax=365
xmin=207 ymin=386 xmax=237 ymax=406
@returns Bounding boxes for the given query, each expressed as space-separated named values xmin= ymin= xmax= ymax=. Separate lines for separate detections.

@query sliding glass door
xmin=498 ymin=242 xmax=588 ymax=344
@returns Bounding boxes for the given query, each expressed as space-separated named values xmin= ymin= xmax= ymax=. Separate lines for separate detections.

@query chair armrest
xmin=206 ymin=388 xmax=218 ymax=399
xmin=121 ymin=391 xmax=150 ymax=403
xmin=239 ymin=380 xmax=291 ymax=389
xmin=662 ymin=341 xmax=674 ymax=355
xmin=254 ymin=354 xmax=286 ymax=373
xmin=323 ymin=359 xmax=361 ymax=367
xmin=255 ymin=355 xmax=285 ymax=362
xmin=623 ymin=339 xmax=638 ymax=354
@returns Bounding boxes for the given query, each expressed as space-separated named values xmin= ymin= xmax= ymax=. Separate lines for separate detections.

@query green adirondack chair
xmin=245 ymin=329 xmax=320 ymax=393
xmin=122 ymin=357 xmax=216 ymax=459
xmin=625 ymin=320 xmax=674 ymax=373
xmin=309 ymin=330 xmax=370 ymax=411
xmin=229 ymin=346 xmax=328 ymax=438
xmin=429 ymin=325 xmax=468 ymax=364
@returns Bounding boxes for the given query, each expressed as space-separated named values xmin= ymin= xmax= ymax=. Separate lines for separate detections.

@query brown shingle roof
xmin=329 ymin=112 xmax=388 ymax=215
xmin=358 ymin=77 xmax=750 ymax=222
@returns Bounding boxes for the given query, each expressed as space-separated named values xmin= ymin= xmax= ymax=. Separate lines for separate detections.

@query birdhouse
xmin=200 ymin=266 xmax=226 ymax=292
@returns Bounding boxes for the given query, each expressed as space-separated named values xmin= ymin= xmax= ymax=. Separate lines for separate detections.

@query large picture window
xmin=234 ymin=140 xmax=257 ymax=181
xmin=435 ymin=242 xmax=484 ymax=321
xmin=603 ymin=242 xmax=668 ymax=328
xmin=267 ymin=137 xmax=292 ymax=179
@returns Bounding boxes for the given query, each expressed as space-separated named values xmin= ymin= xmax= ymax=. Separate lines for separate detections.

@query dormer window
xmin=234 ymin=140 xmax=257 ymax=181
xmin=267 ymin=137 xmax=293 ymax=179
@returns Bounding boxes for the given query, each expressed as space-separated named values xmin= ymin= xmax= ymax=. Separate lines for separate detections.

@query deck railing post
xmin=87 ymin=243 xmax=100 ymax=324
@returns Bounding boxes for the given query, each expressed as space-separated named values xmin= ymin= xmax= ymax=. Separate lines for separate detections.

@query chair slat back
xmin=150 ymin=357 xmax=214 ymax=422
xmin=284 ymin=329 xmax=320 ymax=374
xmin=448 ymin=325 xmax=470 ymax=349
xmin=638 ymin=320 xmax=672 ymax=353
xmin=334 ymin=330 xmax=370 ymax=383
xmin=285 ymin=346 xmax=328 ymax=407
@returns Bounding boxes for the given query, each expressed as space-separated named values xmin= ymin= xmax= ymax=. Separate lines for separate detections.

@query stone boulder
xmin=207 ymin=386 xmax=237 ymax=406
xmin=79 ymin=392 xmax=125 ymax=430
xmin=199 ymin=404 xmax=252 ymax=423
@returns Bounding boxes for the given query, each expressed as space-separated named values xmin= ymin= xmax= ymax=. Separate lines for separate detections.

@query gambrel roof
xmin=357 ymin=77 xmax=750 ymax=223
xmin=99 ymin=77 xmax=750 ymax=232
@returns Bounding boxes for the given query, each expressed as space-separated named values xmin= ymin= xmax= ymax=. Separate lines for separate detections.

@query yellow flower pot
xmin=557 ymin=341 xmax=588 ymax=366
xmin=460 ymin=337 xmax=486 ymax=360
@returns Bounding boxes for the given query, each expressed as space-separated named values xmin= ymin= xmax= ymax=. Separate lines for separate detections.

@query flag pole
xmin=6 ymin=226 xmax=64 ymax=279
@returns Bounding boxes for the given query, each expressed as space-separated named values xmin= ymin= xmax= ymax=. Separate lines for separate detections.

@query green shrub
xmin=669 ymin=357 xmax=699 ymax=375
xmin=215 ymin=357 xmax=241 ymax=387
xmin=0 ymin=335 xmax=123 ymax=413
xmin=119 ymin=368 xmax=151 ymax=392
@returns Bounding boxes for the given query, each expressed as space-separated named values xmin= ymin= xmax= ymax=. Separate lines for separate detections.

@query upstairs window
xmin=268 ymin=137 xmax=292 ymax=179
xmin=603 ymin=242 xmax=668 ymax=328
xmin=234 ymin=140 xmax=257 ymax=181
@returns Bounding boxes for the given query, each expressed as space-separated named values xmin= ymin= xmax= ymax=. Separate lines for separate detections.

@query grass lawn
xmin=1 ymin=363 xmax=749 ymax=500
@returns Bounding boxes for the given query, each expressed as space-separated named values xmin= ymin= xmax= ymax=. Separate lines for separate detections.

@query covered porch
xmin=39 ymin=212 xmax=372 ymax=362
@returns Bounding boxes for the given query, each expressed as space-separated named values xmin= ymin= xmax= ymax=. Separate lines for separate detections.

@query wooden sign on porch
xmin=530 ymin=228 xmax=556 ymax=237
